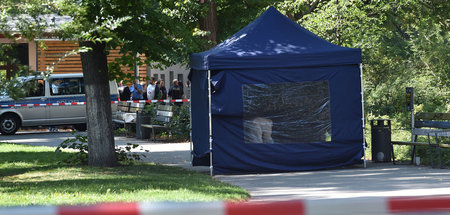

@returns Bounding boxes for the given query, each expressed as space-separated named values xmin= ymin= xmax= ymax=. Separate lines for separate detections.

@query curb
xmin=1 ymin=196 xmax=450 ymax=215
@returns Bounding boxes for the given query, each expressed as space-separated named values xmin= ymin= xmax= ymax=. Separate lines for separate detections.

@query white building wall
xmin=148 ymin=64 xmax=190 ymax=97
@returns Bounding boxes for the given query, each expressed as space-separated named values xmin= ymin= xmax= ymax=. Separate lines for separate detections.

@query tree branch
xmin=308 ymin=0 xmax=321 ymax=13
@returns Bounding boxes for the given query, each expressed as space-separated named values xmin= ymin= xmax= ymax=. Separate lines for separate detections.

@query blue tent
xmin=189 ymin=7 xmax=364 ymax=174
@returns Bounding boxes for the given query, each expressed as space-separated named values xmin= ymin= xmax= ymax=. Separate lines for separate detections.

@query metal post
xmin=360 ymin=64 xmax=366 ymax=168
xmin=134 ymin=53 xmax=139 ymax=78
xmin=189 ymin=81 xmax=193 ymax=166
xmin=208 ymin=70 xmax=213 ymax=176
xmin=406 ymin=87 xmax=415 ymax=142
xmin=411 ymin=103 xmax=415 ymax=142
xmin=407 ymin=87 xmax=415 ymax=163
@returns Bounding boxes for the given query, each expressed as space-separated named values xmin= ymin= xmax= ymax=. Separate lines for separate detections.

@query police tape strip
xmin=1 ymin=196 xmax=450 ymax=215
xmin=118 ymin=99 xmax=190 ymax=104
xmin=0 ymin=99 xmax=190 ymax=108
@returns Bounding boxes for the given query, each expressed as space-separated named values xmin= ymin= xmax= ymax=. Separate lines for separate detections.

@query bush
xmin=169 ymin=104 xmax=190 ymax=140
xmin=55 ymin=131 xmax=148 ymax=165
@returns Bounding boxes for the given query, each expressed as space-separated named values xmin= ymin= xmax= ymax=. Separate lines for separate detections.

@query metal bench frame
xmin=391 ymin=112 xmax=450 ymax=168
xmin=141 ymin=104 xmax=173 ymax=141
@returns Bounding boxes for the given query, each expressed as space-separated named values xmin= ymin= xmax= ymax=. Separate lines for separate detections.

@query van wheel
xmin=0 ymin=114 xmax=20 ymax=135
xmin=73 ymin=124 xmax=87 ymax=132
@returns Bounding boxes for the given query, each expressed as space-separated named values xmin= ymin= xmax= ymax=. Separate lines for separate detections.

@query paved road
xmin=1 ymin=131 xmax=449 ymax=200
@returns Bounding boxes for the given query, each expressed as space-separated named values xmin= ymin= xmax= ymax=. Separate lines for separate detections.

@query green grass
xmin=0 ymin=143 xmax=249 ymax=206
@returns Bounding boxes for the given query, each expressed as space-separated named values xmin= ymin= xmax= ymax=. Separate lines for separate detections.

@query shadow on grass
xmin=0 ymin=146 xmax=249 ymax=202
xmin=0 ymin=151 xmax=71 ymax=177
xmin=0 ymin=165 xmax=248 ymax=197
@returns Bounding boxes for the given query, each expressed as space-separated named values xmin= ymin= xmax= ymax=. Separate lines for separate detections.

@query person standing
xmin=146 ymin=77 xmax=160 ymax=100
xmin=185 ymin=80 xmax=191 ymax=99
xmin=141 ymin=81 xmax=148 ymax=100
xmin=168 ymin=79 xmax=183 ymax=105
xmin=118 ymin=80 xmax=131 ymax=101
xmin=129 ymin=79 xmax=144 ymax=100
xmin=154 ymin=79 xmax=161 ymax=100
xmin=159 ymin=79 xmax=167 ymax=100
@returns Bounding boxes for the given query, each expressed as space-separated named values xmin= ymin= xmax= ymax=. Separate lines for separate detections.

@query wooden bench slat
xmin=158 ymin=105 xmax=173 ymax=111
xmin=155 ymin=115 xmax=170 ymax=123
xmin=412 ymin=128 xmax=450 ymax=137
xmin=141 ymin=124 xmax=167 ymax=129
xmin=415 ymin=121 xmax=450 ymax=129
xmin=440 ymin=144 xmax=450 ymax=148
xmin=157 ymin=110 xmax=173 ymax=117
xmin=415 ymin=112 xmax=450 ymax=120
xmin=391 ymin=141 xmax=438 ymax=147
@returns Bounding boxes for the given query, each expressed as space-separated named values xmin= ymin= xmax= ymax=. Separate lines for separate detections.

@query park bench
xmin=391 ymin=112 xmax=450 ymax=168
xmin=112 ymin=101 xmax=144 ymax=136
xmin=141 ymin=104 xmax=173 ymax=141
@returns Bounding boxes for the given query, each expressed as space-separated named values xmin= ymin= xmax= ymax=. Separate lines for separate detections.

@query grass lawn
xmin=0 ymin=143 xmax=249 ymax=206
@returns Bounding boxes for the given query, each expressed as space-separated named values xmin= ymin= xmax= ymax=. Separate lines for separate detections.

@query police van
xmin=0 ymin=73 xmax=119 ymax=135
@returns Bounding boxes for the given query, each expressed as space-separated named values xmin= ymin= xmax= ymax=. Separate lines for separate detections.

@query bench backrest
xmin=155 ymin=105 xmax=173 ymax=123
xmin=415 ymin=112 xmax=450 ymax=129
xmin=413 ymin=112 xmax=450 ymax=137
xmin=118 ymin=101 xmax=145 ymax=113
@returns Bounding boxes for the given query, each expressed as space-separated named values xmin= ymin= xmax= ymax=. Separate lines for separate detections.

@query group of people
xmin=118 ymin=78 xmax=190 ymax=102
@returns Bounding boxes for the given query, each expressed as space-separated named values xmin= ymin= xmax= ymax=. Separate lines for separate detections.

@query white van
xmin=0 ymin=73 xmax=119 ymax=135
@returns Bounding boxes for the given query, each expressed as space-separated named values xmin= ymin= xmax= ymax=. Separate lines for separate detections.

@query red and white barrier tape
xmin=0 ymin=99 xmax=190 ymax=108
xmin=1 ymin=196 xmax=450 ymax=215
xmin=0 ymin=102 xmax=87 ymax=108
xmin=117 ymin=99 xmax=190 ymax=104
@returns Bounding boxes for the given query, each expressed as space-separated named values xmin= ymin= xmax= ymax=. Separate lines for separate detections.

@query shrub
xmin=56 ymin=131 xmax=148 ymax=165
xmin=169 ymin=104 xmax=190 ymax=141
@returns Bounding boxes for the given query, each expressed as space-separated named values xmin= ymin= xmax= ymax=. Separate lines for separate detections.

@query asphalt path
xmin=1 ymin=131 xmax=449 ymax=201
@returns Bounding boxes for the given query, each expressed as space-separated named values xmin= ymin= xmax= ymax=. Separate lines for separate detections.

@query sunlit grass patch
xmin=0 ymin=143 xmax=249 ymax=206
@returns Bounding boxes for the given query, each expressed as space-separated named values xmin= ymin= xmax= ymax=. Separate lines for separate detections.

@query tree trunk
xmin=79 ymin=41 xmax=118 ymax=167
xmin=199 ymin=0 xmax=218 ymax=45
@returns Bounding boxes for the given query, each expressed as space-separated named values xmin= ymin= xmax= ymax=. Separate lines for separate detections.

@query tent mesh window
xmin=243 ymin=81 xmax=331 ymax=144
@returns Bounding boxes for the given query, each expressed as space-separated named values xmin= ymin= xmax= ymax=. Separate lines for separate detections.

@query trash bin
xmin=136 ymin=111 xmax=151 ymax=139
xmin=371 ymin=119 xmax=392 ymax=162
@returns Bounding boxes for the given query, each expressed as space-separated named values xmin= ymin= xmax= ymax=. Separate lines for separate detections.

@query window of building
xmin=0 ymin=43 xmax=29 ymax=80
xmin=177 ymin=74 xmax=184 ymax=85
xmin=169 ymin=71 xmax=174 ymax=83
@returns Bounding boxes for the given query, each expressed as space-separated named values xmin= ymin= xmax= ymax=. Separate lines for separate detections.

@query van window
xmin=50 ymin=78 xmax=84 ymax=96
xmin=24 ymin=79 xmax=45 ymax=97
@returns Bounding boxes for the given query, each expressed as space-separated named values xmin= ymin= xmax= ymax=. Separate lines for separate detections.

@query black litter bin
xmin=371 ymin=119 xmax=392 ymax=162
xmin=136 ymin=111 xmax=151 ymax=139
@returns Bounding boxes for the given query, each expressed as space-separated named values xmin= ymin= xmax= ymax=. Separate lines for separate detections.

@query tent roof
xmin=190 ymin=7 xmax=361 ymax=70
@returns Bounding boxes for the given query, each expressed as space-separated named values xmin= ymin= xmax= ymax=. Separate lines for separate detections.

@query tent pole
xmin=360 ymin=63 xmax=366 ymax=168
xmin=189 ymin=93 xmax=193 ymax=166
xmin=208 ymin=70 xmax=213 ymax=176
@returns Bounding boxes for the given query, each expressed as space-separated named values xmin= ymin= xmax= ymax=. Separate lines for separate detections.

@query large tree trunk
xmin=79 ymin=41 xmax=118 ymax=167
xmin=199 ymin=0 xmax=218 ymax=46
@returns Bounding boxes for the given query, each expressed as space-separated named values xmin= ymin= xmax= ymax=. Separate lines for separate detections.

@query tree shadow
xmin=0 ymin=148 xmax=248 ymax=202
xmin=0 ymin=150 xmax=71 ymax=177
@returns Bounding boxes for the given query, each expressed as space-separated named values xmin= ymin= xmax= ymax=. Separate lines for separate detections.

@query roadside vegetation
xmin=0 ymin=143 xmax=249 ymax=206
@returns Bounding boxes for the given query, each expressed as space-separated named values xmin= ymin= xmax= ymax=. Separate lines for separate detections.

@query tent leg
xmin=360 ymin=63 xmax=367 ymax=168
xmin=189 ymin=98 xmax=193 ymax=166
xmin=208 ymin=70 xmax=213 ymax=176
